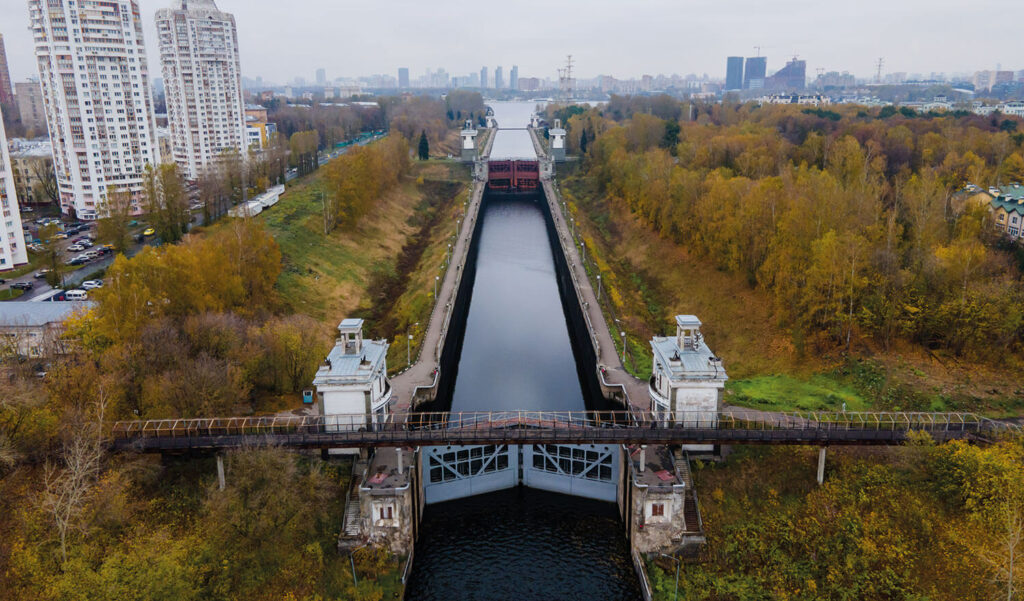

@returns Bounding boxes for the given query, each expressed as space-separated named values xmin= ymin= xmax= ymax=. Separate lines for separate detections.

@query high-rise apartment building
xmin=495 ymin=66 xmax=504 ymax=89
xmin=0 ymin=34 xmax=15 ymax=117
xmin=316 ymin=68 xmax=327 ymax=85
xmin=156 ymin=0 xmax=246 ymax=180
xmin=726 ymin=56 xmax=744 ymax=91
xmin=744 ymin=57 xmax=767 ymax=90
xmin=398 ymin=67 xmax=409 ymax=89
xmin=510 ymin=65 xmax=519 ymax=90
xmin=29 ymin=0 xmax=160 ymax=220
xmin=15 ymin=81 xmax=47 ymax=134
xmin=0 ymin=105 xmax=28 ymax=271
xmin=766 ymin=58 xmax=806 ymax=91
xmin=480 ymin=66 xmax=488 ymax=89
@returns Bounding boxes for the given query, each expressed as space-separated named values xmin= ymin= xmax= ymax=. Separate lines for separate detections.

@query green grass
xmin=0 ymin=287 xmax=25 ymax=300
xmin=726 ymin=374 xmax=869 ymax=412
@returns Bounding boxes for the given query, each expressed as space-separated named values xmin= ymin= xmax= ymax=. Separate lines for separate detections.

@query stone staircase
xmin=673 ymin=451 xmax=704 ymax=536
xmin=340 ymin=459 xmax=367 ymax=541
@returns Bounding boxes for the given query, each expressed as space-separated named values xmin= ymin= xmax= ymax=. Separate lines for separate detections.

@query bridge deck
xmin=109 ymin=410 xmax=1018 ymax=453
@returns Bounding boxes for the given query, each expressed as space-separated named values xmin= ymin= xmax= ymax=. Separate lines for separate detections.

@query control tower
xmin=549 ymin=119 xmax=566 ymax=161
xmin=460 ymin=119 xmax=478 ymax=162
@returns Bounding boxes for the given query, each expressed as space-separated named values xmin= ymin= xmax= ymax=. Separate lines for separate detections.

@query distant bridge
xmin=109 ymin=410 xmax=1019 ymax=453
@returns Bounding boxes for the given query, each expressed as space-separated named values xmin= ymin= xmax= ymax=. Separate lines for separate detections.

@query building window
xmin=378 ymin=505 xmax=393 ymax=520
xmin=651 ymin=503 xmax=665 ymax=517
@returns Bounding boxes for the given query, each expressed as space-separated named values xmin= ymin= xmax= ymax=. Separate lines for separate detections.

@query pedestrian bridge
xmin=109 ymin=410 xmax=1019 ymax=453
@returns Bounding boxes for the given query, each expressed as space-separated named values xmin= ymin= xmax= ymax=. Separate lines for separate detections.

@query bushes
xmin=323 ymin=135 xmax=410 ymax=232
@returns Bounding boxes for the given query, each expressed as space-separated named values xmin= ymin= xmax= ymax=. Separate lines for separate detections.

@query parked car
xmin=67 ymin=244 xmax=85 ymax=252
xmin=81 ymin=280 xmax=103 ymax=290
xmin=10 ymin=282 xmax=34 ymax=291
xmin=82 ymin=251 xmax=100 ymax=260
xmin=34 ymin=269 xmax=51 ymax=279
xmin=54 ymin=232 xmax=68 ymax=240
xmin=66 ymin=257 xmax=86 ymax=266
xmin=142 ymin=227 xmax=155 ymax=236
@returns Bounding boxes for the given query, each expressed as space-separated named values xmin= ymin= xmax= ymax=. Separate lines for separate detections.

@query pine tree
xmin=418 ymin=131 xmax=430 ymax=160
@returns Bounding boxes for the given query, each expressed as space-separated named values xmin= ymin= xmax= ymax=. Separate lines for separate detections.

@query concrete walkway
xmin=389 ymin=130 xmax=496 ymax=414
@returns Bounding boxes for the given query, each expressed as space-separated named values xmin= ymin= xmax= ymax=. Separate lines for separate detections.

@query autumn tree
xmin=97 ymin=185 xmax=135 ymax=254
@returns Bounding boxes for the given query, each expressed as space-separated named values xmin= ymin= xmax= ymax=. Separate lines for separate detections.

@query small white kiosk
xmin=649 ymin=316 xmax=727 ymax=453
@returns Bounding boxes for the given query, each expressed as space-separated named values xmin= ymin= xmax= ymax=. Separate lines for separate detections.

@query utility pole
xmin=875 ymin=57 xmax=885 ymax=84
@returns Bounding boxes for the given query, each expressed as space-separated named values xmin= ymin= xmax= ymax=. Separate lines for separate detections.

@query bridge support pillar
xmin=816 ymin=447 xmax=826 ymax=485
xmin=216 ymin=454 xmax=226 ymax=491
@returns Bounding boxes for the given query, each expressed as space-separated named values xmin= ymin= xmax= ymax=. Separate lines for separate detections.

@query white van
xmin=66 ymin=289 xmax=88 ymax=301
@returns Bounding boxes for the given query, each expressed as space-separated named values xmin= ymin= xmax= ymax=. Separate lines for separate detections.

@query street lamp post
xmin=580 ymin=240 xmax=586 ymax=265
xmin=597 ymin=274 xmax=602 ymax=301
xmin=620 ymin=331 xmax=627 ymax=364
xmin=447 ymin=243 xmax=452 ymax=265
xmin=434 ymin=275 xmax=440 ymax=300
xmin=656 ymin=553 xmax=681 ymax=601
xmin=571 ymin=217 xmax=575 ymax=237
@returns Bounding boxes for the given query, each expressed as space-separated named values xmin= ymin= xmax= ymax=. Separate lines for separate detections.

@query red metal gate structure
xmin=487 ymin=160 xmax=540 ymax=193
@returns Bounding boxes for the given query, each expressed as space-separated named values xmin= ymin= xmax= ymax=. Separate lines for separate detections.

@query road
xmin=4 ymin=133 xmax=389 ymax=302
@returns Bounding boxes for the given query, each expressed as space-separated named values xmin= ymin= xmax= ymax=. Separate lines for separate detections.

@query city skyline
xmin=1 ymin=0 xmax=1022 ymax=85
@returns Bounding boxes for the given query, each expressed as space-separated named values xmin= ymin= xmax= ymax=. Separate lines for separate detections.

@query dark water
xmin=449 ymin=197 xmax=585 ymax=413
xmin=409 ymin=102 xmax=641 ymax=601
xmin=404 ymin=488 xmax=640 ymax=601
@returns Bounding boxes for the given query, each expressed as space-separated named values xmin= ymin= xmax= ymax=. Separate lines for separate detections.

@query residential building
xmin=0 ymin=106 xmax=28 ymax=271
xmin=0 ymin=302 xmax=93 ymax=358
xmin=495 ymin=66 xmax=504 ymax=90
xmin=990 ymin=185 xmax=1024 ymax=239
xmin=28 ymin=0 xmax=160 ymax=220
xmin=14 ymin=82 xmax=47 ymax=134
xmin=510 ymin=65 xmax=519 ymax=91
xmin=518 ymin=77 xmax=540 ymax=92
xmin=725 ymin=56 xmax=744 ymax=91
xmin=312 ymin=319 xmax=392 ymax=452
xmin=8 ymin=137 xmax=54 ymax=205
xmin=649 ymin=316 xmax=727 ymax=453
xmin=156 ymin=0 xmax=247 ymax=180
xmin=0 ymin=34 xmax=15 ymax=118
xmin=766 ymin=58 xmax=806 ymax=91
xmin=316 ymin=68 xmax=326 ymax=85
xmin=480 ymin=66 xmax=488 ymax=89
xmin=398 ymin=67 xmax=409 ymax=89
xmin=744 ymin=56 xmax=767 ymax=90
xmin=155 ymin=127 xmax=173 ymax=164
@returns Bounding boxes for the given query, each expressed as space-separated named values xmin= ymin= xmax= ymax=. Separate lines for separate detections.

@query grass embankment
xmin=558 ymin=166 xmax=1024 ymax=415
xmin=243 ymin=158 xmax=470 ymax=373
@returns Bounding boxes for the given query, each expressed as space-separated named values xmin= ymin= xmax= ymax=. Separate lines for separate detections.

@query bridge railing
xmin=110 ymin=410 xmax=1020 ymax=442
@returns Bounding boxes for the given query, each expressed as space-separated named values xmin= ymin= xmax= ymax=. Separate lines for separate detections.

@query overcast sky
xmin=1 ymin=0 xmax=1020 ymax=84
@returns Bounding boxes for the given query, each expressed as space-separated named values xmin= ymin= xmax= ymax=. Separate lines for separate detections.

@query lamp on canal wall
xmin=434 ymin=276 xmax=439 ymax=300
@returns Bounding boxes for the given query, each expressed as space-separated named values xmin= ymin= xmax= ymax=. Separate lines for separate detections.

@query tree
xmin=30 ymin=159 xmax=59 ymax=207
xmin=42 ymin=391 xmax=107 ymax=564
xmin=97 ymin=186 xmax=134 ymax=254
xmin=36 ymin=223 xmax=67 ymax=289
xmin=417 ymin=130 xmax=429 ymax=160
